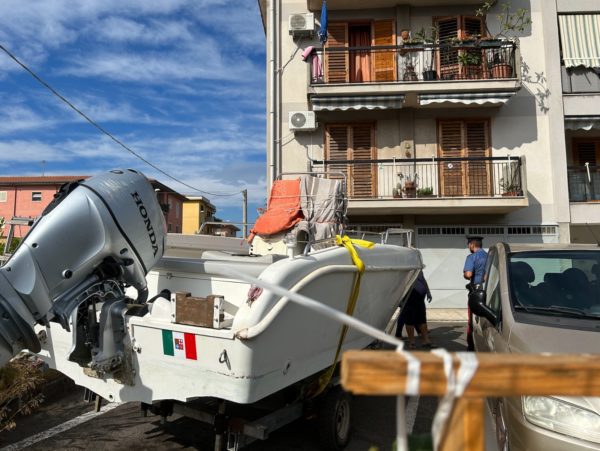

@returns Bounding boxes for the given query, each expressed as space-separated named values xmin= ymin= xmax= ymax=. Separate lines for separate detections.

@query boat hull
xmin=35 ymin=243 xmax=422 ymax=404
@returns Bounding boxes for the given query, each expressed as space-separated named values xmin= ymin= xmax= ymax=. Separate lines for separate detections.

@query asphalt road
xmin=0 ymin=322 xmax=470 ymax=451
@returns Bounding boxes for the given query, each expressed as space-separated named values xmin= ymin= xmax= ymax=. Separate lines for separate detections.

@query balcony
xmin=308 ymin=42 xmax=520 ymax=107
xmin=313 ymin=156 xmax=527 ymax=215
xmin=306 ymin=0 xmax=484 ymax=9
xmin=568 ymin=166 xmax=600 ymax=224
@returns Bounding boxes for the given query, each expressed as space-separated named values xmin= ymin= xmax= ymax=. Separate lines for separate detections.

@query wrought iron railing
xmin=568 ymin=165 xmax=600 ymax=202
xmin=309 ymin=41 xmax=517 ymax=84
xmin=311 ymin=156 xmax=524 ymax=200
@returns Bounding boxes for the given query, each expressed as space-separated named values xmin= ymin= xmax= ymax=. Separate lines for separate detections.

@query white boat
xmin=0 ymin=170 xmax=422 ymax=406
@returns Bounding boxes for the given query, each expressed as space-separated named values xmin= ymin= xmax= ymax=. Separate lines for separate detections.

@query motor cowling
xmin=0 ymin=169 xmax=166 ymax=366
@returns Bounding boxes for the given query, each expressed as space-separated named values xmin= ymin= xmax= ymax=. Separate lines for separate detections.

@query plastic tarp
xmin=297 ymin=176 xmax=344 ymax=246
xmin=248 ymin=179 xmax=303 ymax=242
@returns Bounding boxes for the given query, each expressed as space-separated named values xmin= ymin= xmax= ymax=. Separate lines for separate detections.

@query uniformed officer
xmin=463 ymin=235 xmax=487 ymax=351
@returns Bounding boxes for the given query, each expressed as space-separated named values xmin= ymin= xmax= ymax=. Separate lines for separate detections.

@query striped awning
xmin=559 ymin=14 xmax=600 ymax=68
xmin=311 ymin=95 xmax=405 ymax=111
xmin=419 ymin=92 xmax=514 ymax=106
xmin=565 ymin=116 xmax=600 ymax=131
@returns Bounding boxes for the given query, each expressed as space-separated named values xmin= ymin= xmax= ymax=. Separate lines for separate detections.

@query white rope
xmin=431 ymin=349 xmax=479 ymax=451
xmin=395 ymin=342 xmax=421 ymax=451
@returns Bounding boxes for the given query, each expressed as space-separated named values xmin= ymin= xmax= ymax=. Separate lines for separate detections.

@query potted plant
xmin=417 ymin=187 xmax=434 ymax=197
xmin=499 ymin=176 xmax=521 ymax=196
xmin=399 ymin=173 xmax=418 ymax=198
xmin=419 ymin=26 xmax=439 ymax=81
xmin=392 ymin=183 xmax=402 ymax=198
xmin=458 ymin=51 xmax=482 ymax=79
xmin=476 ymin=2 xmax=532 ymax=78
xmin=450 ymin=31 xmax=479 ymax=48
xmin=403 ymin=63 xmax=418 ymax=81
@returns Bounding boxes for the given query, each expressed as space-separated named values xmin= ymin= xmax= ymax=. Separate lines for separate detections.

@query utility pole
xmin=41 ymin=160 xmax=46 ymax=176
xmin=242 ymin=189 xmax=248 ymax=238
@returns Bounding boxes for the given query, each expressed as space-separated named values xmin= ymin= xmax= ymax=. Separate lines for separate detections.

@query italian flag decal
xmin=162 ymin=330 xmax=197 ymax=360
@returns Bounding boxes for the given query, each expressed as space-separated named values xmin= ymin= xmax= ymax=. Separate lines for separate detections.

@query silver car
xmin=469 ymin=243 xmax=600 ymax=451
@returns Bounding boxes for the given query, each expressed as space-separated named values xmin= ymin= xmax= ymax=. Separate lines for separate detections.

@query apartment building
xmin=258 ymin=0 xmax=600 ymax=307
xmin=182 ymin=195 xmax=217 ymax=234
xmin=0 ymin=176 xmax=186 ymax=238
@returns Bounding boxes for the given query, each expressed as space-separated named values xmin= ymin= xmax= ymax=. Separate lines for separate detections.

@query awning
xmin=565 ymin=116 xmax=600 ymax=131
xmin=559 ymin=14 xmax=600 ymax=69
xmin=311 ymin=95 xmax=405 ymax=111
xmin=418 ymin=92 xmax=514 ymax=106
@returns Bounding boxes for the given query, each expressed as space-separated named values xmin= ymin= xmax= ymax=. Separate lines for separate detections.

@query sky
xmin=0 ymin=0 xmax=267 ymax=225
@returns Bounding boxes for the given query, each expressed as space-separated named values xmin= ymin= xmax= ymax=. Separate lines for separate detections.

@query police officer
xmin=463 ymin=235 xmax=487 ymax=351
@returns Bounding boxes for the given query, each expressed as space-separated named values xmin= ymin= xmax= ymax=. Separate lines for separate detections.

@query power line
xmin=0 ymin=43 xmax=243 ymax=198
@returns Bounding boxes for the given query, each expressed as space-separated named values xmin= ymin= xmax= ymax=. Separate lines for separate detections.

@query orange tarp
xmin=248 ymin=179 xmax=304 ymax=241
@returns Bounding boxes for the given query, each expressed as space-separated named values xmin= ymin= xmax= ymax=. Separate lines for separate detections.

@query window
xmin=325 ymin=123 xmax=377 ymax=198
xmin=32 ymin=192 xmax=42 ymax=202
xmin=484 ymin=248 xmax=501 ymax=315
xmin=0 ymin=191 xmax=6 ymax=203
xmin=168 ymin=223 xmax=172 ymax=232
xmin=201 ymin=205 xmax=205 ymax=213
xmin=438 ymin=119 xmax=491 ymax=196
xmin=509 ymin=251 xmax=600 ymax=317
xmin=435 ymin=16 xmax=485 ymax=80
xmin=175 ymin=202 xmax=180 ymax=219
xmin=325 ymin=20 xmax=396 ymax=83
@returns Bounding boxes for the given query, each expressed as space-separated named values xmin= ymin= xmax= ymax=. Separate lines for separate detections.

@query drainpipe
xmin=267 ymin=0 xmax=278 ymax=188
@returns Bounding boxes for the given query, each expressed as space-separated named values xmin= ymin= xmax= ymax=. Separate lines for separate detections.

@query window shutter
xmin=371 ymin=20 xmax=396 ymax=81
xmin=326 ymin=125 xmax=350 ymax=184
xmin=350 ymin=124 xmax=376 ymax=198
xmin=438 ymin=121 xmax=464 ymax=196
xmin=436 ymin=17 xmax=459 ymax=79
xmin=326 ymin=124 xmax=376 ymax=198
xmin=462 ymin=16 xmax=484 ymax=39
xmin=464 ymin=121 xmax=491 ymax=196
xmin=325 ymin=23 xmax=349 ymax=83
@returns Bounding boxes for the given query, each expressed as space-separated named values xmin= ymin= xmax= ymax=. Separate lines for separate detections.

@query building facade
xmin=0 ymin=176 xmax=186 ymax=238
xmin=259 ymin=0 xmax=600 ymax=307
xmin=183 ymin=196 xmax=217 ymax=234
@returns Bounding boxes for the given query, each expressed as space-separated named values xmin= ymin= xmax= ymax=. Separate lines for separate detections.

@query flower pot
xmin=501 ymin=191 xmax=519 ymax=197
xmin=479 ymin=39 xmax=502 ymax=48
xmin=422 ymin=69 xmax=438 ymax=81
xmin=403 ymin=69 xmax=418 ymax=81
xmin=460 ymin=65 xmax=482 ymax=79
xmin=491 ymin=63 xmax=513 ymax=79
xmin=404 ymin=182 xmax=417 ymax=198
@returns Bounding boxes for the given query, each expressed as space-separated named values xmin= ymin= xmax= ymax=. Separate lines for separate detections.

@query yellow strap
xmin=309 ymin=235 xmax=374 ymax=398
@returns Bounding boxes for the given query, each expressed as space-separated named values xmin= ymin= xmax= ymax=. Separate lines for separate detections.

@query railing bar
xmin=314 ymin=157 xmax=522 ymax=165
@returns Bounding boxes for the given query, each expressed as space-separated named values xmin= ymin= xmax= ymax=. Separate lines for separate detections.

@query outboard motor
xmin=0 ymin=169 xmax=166 ymax=369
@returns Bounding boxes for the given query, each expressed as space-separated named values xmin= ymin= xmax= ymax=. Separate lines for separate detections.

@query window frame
xmin=0 ymin=191 xmax=7 ymax=203
xmin=31 ymin=191 xmax=42 ymax=202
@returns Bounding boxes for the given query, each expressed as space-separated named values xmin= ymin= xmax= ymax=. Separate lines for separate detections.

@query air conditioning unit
xmin=289 ymin=111 xmax=317 ymax=132
xmin=288 ymin=13 xmax=315 ymax=36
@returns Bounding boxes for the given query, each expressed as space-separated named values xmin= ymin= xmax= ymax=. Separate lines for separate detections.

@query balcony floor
xmin=348 ymin=196 xmax=529 ymax=215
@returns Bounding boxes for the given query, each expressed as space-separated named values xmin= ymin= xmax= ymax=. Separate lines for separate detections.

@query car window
xmin=485 ymin=249 xmax=501 ymax=314
xmin=509 ymin=250 xmax=600 ymax=318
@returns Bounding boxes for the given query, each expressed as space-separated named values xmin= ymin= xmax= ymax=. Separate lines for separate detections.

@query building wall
xmin=0 ymin=185 xmax=61 ymax=238
xmin=182 ymin=202 xmax=200 ymax=234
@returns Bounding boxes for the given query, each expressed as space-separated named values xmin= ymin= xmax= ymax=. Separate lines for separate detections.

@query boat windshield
xmin=509 ymin=250 xmax=600 ymax=320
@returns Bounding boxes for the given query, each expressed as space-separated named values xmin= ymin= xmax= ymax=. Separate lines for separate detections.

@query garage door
xmin=416 ymin=225 xmax=559 ymax=308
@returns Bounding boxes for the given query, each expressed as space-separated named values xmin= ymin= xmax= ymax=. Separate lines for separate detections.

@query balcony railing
xmin=309 ymin=42 xmax=517 ymax=85
xmin=568 ymin=165 xmax=600 ymax=202
xmin=313 ymin=156 xmax=523 ymax=200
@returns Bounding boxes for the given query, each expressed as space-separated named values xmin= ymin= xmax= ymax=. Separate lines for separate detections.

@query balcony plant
xmin=418 ymin=26 xmax=439 ymax=80
xmin=457 ymin=51 xmax=482 ymax=79
xmin=476 ymin=2 xmax=532 ymax=78
xmin=499 ymin=176 xmax=521 ymax=196
xmin=398 ymin=173 xmax=418 ymax=198
xmin=417 ymin=187 xmax=434 ymax=197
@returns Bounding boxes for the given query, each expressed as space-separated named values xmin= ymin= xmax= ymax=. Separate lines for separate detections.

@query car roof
xmin=498 ymin=242 xmax=600 ymax=253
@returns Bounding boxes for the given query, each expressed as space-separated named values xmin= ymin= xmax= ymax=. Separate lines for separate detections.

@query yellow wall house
xmin=182 ymin=196 xmax=216 ymax=235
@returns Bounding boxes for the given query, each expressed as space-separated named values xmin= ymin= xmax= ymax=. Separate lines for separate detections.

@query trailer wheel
xmin=317 ymin=386 xmax=351 ymax=450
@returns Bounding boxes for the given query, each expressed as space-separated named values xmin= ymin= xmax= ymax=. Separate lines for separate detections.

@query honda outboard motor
xmin=0 ymin=169 xmax=166 ymax=367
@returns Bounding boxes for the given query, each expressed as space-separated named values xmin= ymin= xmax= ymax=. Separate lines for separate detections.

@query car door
xmin=472 ymin=247 xmax=503 ymax=351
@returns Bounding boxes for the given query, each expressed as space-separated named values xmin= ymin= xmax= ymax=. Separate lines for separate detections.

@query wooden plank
xmin=371 ymin=20 xmax=396 ymax=81
xmin=439 ymin=398 xmax=484 ymax=451
xmin=175 ymin=292 xmax=217 ymax=328
xmin=341 ymin=351 xmax=600 ymax=397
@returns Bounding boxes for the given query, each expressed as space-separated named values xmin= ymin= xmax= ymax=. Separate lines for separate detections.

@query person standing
xmin=463 ymin=236 xmax=487 ymax=351
xmin=403 ymin=270 xmax=434 ymax=349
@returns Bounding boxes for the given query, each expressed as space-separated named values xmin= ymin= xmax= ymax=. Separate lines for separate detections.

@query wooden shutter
xmin=438 ymin=121 xmax=464 ymax=196
xmin=436 ymin=17 xmax=459 ymax=79
xmin=325 ymin=124 xmax=376 ymax=198
xmin=464 ymin=121 xmax=491 ymax=196
xmin=326 ymin=125 xmax=350 ymax=183
xmin=325 ymin=23 xmax=349 ymax=83
xmin=350 ymin=125 xmax=377 ymax=198
xmin=371 ymin=20 xmax=396 ymax=81
xmin=461 ymin=16 xmax=484 ymax=39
